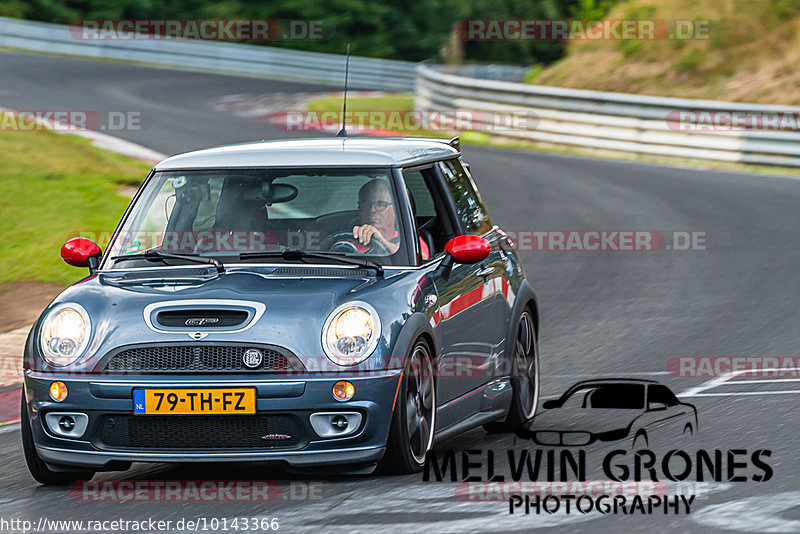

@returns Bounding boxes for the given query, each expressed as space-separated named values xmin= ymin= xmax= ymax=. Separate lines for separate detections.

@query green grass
xmin=307 ymin=94 xmax=414 ymax=114
xmin=306 ymin=93 xmax=442 ymax=137
xmin=0 ymin=118 xmax=151 ymax=285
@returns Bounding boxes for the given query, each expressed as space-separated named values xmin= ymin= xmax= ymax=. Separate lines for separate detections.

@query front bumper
xmin=24 ymin=370 xmax=402 ymax=470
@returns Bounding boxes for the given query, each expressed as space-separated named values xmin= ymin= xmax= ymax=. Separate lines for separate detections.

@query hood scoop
xmin=156 ymin=309 xmax=249 ymax=328
xmin=144 ymin=299 xmax=266 ymax=334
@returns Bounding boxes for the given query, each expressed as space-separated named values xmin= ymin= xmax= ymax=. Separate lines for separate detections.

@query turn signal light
xmin=49 ymin=381 xmax=68 ymax=402
xmin=332 ymin=381 xmax=355 ymax=401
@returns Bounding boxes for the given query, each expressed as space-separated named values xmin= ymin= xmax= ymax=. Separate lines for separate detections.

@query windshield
xmin=560 ymin=384 xmax=645 ymax=410
xmin=102 ymin=168 xmax=411 ymax=269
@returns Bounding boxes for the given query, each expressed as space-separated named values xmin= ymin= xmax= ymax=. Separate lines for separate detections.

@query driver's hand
xmin=352 ymin=225 xmax=400 ymax=254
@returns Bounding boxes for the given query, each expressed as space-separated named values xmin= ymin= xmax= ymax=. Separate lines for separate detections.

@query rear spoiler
xmin=423 ymin=136 xmax=460 ymax=151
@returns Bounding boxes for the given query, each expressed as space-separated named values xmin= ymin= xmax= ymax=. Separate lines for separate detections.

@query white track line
xmin=688 ymin=391 xmax=800 ymax=397
xmin=724 ymin=378 xmax=800 ymax=384
xmin=548 ymin=371 xmax=669 ymax=378
xmin=679 ymin=367 xmax=800 ymax=398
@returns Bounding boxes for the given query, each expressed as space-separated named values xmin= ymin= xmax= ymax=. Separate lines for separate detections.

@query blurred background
xmin=3 ymin=0 xmax=798 ymax=102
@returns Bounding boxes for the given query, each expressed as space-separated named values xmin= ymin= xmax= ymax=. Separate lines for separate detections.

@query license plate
xmin=133 ymin=388 xmax=256 ymax=415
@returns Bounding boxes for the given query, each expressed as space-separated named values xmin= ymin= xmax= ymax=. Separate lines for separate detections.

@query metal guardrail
xmin=433 ymin=64 xmax=529 ymax=82
xmin=4 ymin=16 xmax=798 ymax=167
xmin=416 ymin=64 xmax=800 ymax=168
xmin=0 ymin=17 xmax=416 ymax=91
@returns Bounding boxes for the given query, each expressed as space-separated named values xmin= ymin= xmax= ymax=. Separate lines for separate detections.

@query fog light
xmin=309 ymin=412 xmax=363 ymax=438
xmin=44 ymin=412 xmax=88 ymax=438
xmin=58 ymin=415 xmax=76 ymax=432
xmin=331 ymin=415 xmax=349 ymax=431
xmin=49 ymin=381 xmax=68 ymax=402
xmin=332 ymin=381 xmax=355 ymax=401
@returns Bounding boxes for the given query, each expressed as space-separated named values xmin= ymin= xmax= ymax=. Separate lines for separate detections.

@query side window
xmin=401 ymin=167 xmax=449 ymax=261
xmin=438 ymin=159 xmax=493 ymax=234
xmin=404 ymin=169 xmax=437 ymax=218
xmin=648 ymin=385 xmax=679 ymax=407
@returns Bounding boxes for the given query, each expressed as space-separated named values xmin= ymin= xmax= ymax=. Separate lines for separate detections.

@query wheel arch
xmin=413 ymin=331 xmax=435 ymax=359
xmin=388 ymin=311 xmax=438 ymax=370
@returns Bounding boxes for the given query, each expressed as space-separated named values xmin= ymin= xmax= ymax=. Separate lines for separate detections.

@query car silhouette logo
xmin=519 ymin=379 xmax=698 ymax=449
xmin=243 ymin=349 xmax=263 ymax=369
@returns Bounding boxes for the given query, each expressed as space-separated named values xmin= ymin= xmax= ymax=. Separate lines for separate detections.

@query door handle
xmin=475 ymin=266 xmax=494 ymax=277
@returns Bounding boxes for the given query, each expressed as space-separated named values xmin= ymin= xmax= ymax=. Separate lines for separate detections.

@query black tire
xmin=378 ymin=339 xmax=435 ymax=474
xmin=20 ymin=391 xmax=95 ymax=485
xmin=484 ymin=310 xmax=539 ymax=433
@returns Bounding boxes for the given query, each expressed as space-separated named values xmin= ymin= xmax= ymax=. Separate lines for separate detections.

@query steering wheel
xmin=319 ymin=231 xmax=390 ymax=256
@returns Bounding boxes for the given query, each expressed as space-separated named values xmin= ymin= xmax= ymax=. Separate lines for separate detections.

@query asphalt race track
xmin=2 ymin=51 xmax=800 ymax=533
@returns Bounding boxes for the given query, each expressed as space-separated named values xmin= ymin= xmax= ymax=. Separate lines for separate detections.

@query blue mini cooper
xmin=21 ymin=137 xmax=540 ymax=484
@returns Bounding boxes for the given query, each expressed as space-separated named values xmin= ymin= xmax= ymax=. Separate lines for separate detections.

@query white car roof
xmin=154 ymin=137 xmax=460 ymax=170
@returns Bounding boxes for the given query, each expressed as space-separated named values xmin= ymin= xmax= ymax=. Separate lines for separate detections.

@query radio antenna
xmin=337 ymin=42 xmax=351 ymax=137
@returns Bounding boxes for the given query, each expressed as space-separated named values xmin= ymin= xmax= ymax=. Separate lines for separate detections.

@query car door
xmin=400 ymin=165 xmax=469 ymax=411
xmin=433 ymin=158 xmax=508 ymax=408
xmin=453 ymin=157 xmax=515 ymax=351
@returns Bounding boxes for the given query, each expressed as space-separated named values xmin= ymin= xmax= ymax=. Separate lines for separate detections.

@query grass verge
xmin=0 ymin=116 xmax=151 ymax=285
xmin=531 ymin=0 xmax=800 ymax=105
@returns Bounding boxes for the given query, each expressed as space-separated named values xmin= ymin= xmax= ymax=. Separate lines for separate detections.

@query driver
xmin=352 ymin=179 xmax=401 ymax=254
xmin=349 ymin=179 xmax=430 ymax=259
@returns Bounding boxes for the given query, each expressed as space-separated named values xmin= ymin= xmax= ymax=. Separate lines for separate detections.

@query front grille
xmin=98 ymin=415 xmax=304 ymax=449
xmin=101 ymin=344 xmax=301 ymax=374
xmin=533 ymin=431 xmax=593 ymax=446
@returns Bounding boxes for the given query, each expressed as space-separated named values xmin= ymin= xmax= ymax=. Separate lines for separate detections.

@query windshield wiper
xmin=110 ymin=250 xmax=225 ymax=273
xmin=239 ymin=249 xmax=383 ymax=276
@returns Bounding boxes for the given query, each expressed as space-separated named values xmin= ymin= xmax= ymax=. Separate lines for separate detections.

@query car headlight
xmin=322 ymin=302 xmax=380 ymax=366
xmin=40 ymin=304 xmax=91 ymax=366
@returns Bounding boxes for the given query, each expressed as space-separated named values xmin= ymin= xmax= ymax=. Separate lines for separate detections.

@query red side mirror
xmin=61 ymin=237 xmax=102 ymax=269
xmin=445 ymin=235 xmax=491 ymax=264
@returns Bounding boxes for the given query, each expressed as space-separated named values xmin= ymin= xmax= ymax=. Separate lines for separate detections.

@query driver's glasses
xmin=359 ymin=200 xmax=392 ymax=212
